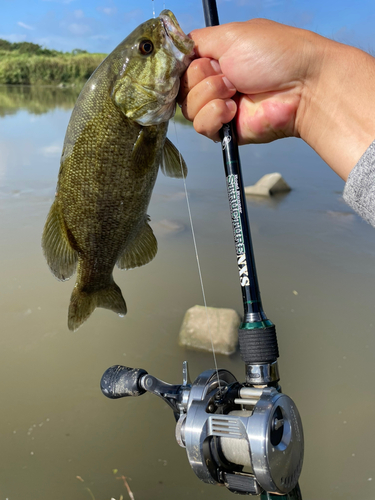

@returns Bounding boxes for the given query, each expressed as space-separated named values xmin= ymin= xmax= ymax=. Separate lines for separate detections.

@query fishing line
xmin=172 ymin=119 xmax=221 ymax=390
xmin=152 ymin=0 xmax=155 ymax=18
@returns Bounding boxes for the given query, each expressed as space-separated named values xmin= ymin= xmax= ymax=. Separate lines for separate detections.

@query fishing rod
xmin=201 ymin=1 xmax=304 ymax=497
xmin=100 ymin=1 xmax=304 ymax=497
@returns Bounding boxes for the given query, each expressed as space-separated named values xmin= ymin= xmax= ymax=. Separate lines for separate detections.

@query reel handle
xmin=101 ymin=365 xmax=186 ymax=417
xmin=100 ymin=365 xmax=147 ymax=399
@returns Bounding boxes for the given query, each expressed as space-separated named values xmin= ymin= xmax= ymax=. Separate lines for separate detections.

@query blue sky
xmin=1 ymin=0 xmax=375 ymax=54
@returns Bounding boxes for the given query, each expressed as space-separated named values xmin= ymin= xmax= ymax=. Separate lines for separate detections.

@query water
xmin=0 ymin=85 xmax=375 ymax=500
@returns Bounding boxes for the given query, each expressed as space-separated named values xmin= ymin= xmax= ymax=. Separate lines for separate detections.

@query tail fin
xmin=68 ymin=281 xmax=127 ymax=331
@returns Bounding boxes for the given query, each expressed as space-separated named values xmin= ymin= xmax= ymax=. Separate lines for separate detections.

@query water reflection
xmin=0 ymin=86 xmax=375 ymax=500
xmin=0 ymin=84 xmax=192 ymax=125
xmin=245 ymin=191 xmax=291 ymax=209
xmin=0 ymin=84 xmax=81 ymax=116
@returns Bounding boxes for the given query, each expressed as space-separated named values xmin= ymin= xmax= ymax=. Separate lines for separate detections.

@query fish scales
xmin=42 ymin=11 xmax=194 ymax=331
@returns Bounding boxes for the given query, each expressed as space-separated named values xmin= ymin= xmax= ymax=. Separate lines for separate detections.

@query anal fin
xmin=116 ymin=219 xmax=157 ymax=270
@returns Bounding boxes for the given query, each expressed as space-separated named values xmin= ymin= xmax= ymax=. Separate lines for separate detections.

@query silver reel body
xmin=175 ymin=368 xmax=304 ymax=495
xmin=101 ymin=363 xmax=304 ymax=496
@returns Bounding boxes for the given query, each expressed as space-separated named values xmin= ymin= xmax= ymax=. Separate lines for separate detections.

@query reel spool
xmin=101 ymin=363 xmax=304 ymax=496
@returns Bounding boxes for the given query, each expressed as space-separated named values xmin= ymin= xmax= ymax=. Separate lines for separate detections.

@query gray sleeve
xmin=343 ymin=140 xmax=375 ymax=227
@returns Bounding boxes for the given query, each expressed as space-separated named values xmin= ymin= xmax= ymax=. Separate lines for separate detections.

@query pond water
xmin=0 ymin=84 xmax=374 ymax=500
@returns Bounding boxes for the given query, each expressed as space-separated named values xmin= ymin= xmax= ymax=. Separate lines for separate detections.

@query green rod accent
xmin=240 ymin=319 xmax=273 ymax=330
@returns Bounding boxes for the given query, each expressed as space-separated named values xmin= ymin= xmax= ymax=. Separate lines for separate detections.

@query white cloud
xmin=125 ymin=9 xmax=144 ymax=20
xmin=91 ymin=34 xmax=110 ymax=40
xmin=102 ymin=7 xmax=117 ymax=15
xmin=39 ymin=144 xmax=62 ymax=158
xmin=34 ymin=36 xmax=51 ymax=47
xmin=0 ymin=33 xmax=27 ymax=43
xmin=263 ymin=0 xmax=284 ymax=6
xmin=234 ymin=0 xmax=284 ymax=7
xmin=42 ymin=0 xmax=75 ymax=3
xmin=68 ymin=23 xmax=90 ymax=35
xmin=74 ymin=9 xmax=84 ymax=19
xmin=17 ymin=21 xmax=35 ymax=30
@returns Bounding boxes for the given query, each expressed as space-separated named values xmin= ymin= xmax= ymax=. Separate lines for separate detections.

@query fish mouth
xmin=159 ymin=10 xmax=195 ymax=65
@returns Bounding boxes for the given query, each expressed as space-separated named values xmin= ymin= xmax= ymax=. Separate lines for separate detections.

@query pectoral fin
xmin=160 ymin=137 xmax=187 ymax=178
xmin=132 ymin=128 xmax=148 ymax=166
xmin=42 ymin=200 xmax=78 ymax=281
xmin=116 ymin=219 xmax=157 ymax=270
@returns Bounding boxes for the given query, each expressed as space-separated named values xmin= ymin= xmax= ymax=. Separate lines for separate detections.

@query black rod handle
xmin=201 ymin=0 xmax=280 ymax=375
xmin=201 ymin=1 xmax=266 ymax=324
xmin=221 ymin=124 xmax=266 ymax=323
xmin=203 ymin=0 xmax=220 ymax=26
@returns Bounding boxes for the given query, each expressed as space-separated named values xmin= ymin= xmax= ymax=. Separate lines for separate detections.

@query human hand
xmin=177 ymin=19 xmax=320 ymax=144
xmin=178 ymin=19 xmax=375 ymax=180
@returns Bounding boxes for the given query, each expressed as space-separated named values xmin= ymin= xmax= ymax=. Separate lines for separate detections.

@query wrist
xmin=297 ymin=33 xmax=375 ymax=180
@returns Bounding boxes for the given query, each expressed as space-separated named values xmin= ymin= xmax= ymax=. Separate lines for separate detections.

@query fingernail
xmin=210 ymin=59 xmax=221 ymax=73
xmin=225 ymin=100 xmax=236 ymax=112
xmin=222 ymin=76 xmax=236 ymax=91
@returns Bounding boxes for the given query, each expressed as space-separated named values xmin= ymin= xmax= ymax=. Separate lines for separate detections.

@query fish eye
xmin=139 ymin=40 xmax=154 ymax=55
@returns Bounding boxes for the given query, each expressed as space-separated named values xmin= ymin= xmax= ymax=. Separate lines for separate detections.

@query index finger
xmin=177 ymin=57 xmax=222 ymax=104
xmin=189 ymin=25 xmax=235 ymax=60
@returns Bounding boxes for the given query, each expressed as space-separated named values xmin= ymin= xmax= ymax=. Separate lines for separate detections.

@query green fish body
xmin=42 ymin=11 xmax=194 ymax=331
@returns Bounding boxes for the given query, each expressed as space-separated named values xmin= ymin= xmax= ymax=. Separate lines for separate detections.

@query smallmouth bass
xmin=42 ymin=11 xmax=194 ymax=331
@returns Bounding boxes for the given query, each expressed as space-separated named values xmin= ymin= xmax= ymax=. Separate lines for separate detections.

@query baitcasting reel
xmin=101 ymin=361 xmax=303 ymax=496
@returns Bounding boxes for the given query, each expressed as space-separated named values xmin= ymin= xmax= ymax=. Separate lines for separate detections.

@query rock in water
xmin=179 ymin=305 xmax=240 ymax=355
xmin=245 ymin=173 xmax=291 ymax=197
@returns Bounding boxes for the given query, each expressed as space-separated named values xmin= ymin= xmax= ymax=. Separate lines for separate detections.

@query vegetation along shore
xmin=0 ymin=39 xmax=106 ymax=86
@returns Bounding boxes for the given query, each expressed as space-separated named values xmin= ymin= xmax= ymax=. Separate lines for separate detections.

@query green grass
xmin=0 ymin=39 xmax=106 ymax=85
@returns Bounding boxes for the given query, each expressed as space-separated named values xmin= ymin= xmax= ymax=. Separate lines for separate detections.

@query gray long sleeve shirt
xmin=343 ymin=140 xmax=375 ymax=227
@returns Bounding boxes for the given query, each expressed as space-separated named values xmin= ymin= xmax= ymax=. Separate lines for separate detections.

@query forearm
xmin=298 ymin=33 xmax=375 ymax=181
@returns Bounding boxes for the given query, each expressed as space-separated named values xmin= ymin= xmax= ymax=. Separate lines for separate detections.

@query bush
xmin=0 ymin=39 xmax=12 ymax=51
xmin=0 ymin=53 xmax=106 ymax=85
xmin=0 ymin=39 xmax=106 ymax=85
xmin=72 ymin=48 xmax=88 ymax=55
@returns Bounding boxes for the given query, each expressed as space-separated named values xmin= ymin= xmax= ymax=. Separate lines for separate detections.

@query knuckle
xmin=180 ymin=100 xmax=192 ymax=121
xmin=193 ymin=121 xmax=206 ymax=135
xmin=208 ymin=98 xmax=226 ymax=114
xmin=194 ymin=114 xmax=211 ymax=136
xmin=190 ymin=58 xmax=219 ymax=81
xmin=202 ymin=78 xmax=220 ymax=98
xmin=204 ymin=75 xmax=234 ymax=97
xmin=194 ymin=102 xmax=222 ymax=137
xmin=189 ymin=58 xmax=203 ymax=73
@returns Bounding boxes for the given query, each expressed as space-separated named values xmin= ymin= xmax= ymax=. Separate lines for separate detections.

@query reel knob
xmin=100 ymin=365 xmax=147 ymax=399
